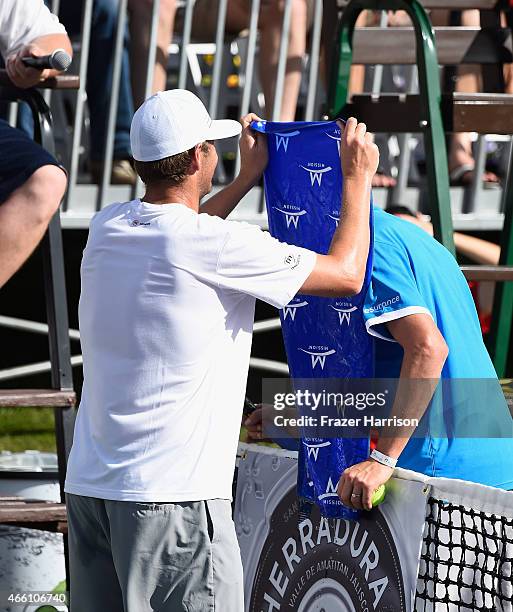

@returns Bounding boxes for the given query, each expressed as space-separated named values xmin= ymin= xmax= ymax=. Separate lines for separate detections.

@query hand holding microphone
xmin=21 ymin=49 xmax=72 ymax=71
xmin=6 ymin=44 xmax=71 ymax=89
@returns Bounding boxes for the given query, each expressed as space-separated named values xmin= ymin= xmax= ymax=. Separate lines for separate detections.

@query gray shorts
xmin=66 ymin=494 xmax=243 ymax=612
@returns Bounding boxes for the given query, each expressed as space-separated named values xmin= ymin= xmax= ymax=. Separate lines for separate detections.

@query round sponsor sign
xmin=249 ymin=487 xmax=406 ymax=612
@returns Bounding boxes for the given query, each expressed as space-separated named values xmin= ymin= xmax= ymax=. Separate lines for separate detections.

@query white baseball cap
xmin=130 ymin=89 xmax=242 ymax=162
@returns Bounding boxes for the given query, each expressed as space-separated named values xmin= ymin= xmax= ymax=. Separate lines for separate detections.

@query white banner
xmin=235 ymin=445 xmax=427 ymax=612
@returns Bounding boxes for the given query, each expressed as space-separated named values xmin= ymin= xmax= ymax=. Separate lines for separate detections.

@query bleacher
xmin=2 ymin=0 xmax=510 ymax=230
xmin=2 ymin=0 xmax=513 ymax=596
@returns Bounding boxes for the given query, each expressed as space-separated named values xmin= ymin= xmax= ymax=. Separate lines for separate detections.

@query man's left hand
xmin=238 ymin=113 xmax=268 ymax=187
xmin=337 ymin=459 xmax=394 ymax=511
xmin=6 ymin=44 xmax=51 ymax=89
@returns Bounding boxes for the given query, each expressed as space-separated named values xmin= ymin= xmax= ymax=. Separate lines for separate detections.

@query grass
xmin=0 ymin=410 xmax=273 ymax=455
xmin=0 ymin=407 xmax=56 ymax=452
xmin=0 ymin=380 xmax=509 ymax=454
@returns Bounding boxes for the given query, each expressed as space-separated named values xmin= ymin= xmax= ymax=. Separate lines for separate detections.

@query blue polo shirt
xmin=364 ymin=207 xmax=513 ymax=488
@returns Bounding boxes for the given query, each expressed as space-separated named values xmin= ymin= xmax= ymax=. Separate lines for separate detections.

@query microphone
xmin=21 ymin=49 xmax=71 ymax=72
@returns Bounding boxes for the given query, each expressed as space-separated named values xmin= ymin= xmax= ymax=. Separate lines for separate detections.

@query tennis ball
xmin=371 ymin=484 xmax=386 ymax=507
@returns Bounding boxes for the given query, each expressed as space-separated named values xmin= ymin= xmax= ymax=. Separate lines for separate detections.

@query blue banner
xmin=253 ymin=120 xmax=374 ymax=518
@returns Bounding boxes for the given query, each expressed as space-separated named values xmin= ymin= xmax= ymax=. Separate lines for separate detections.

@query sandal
xmin=449 ymin=163 xmax=500 ymax=189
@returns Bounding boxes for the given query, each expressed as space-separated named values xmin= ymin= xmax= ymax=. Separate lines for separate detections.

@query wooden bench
xmin=353 ymin=26 xmax=512 ymax=64
xmin=0 ymin=497 xmax=67 ymax=534
xmin=340 ymin=16 xmax=513 ymax=130
xmin=344 ymin=92 xmax=513 ymax=133
xmin=461 ymin=265 xmax=513 ymax=280
xmin=0 ymin=73 xmax=79 ymax=90
xmin=0 ymin=390 xmax=75 ymax=407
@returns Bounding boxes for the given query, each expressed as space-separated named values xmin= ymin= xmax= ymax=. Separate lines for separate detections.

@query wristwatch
xmin=370 ymin=448 xmax=398 ymax=469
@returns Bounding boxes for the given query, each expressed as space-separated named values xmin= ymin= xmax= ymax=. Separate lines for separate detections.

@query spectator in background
xmin=386 ymin=204 xmax=500 ymax=334
xmin=127 ymin=0 xmax=177 ymax=110
xmin=60 ymin=0 xmax=136 ymax=185
xmin=320 ymin=4 xmax=398 ymax=188
xmin=188 ymin=0 xmax=313 ymax=121
xmin=0 ymin=0 xmax=70 ymax=287
xmin=430 ymin=9 xmax=502 ymax=186
xmin=59 ymin=0 xmax=177 ymax=185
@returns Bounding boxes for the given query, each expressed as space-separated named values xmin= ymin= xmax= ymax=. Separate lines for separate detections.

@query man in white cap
xmin=64 ymin=89 xmax=378 ymax=611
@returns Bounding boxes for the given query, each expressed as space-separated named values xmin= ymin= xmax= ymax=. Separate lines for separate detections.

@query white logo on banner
xmin=299 ymin=163 xmax=333 ymax=187
xmin=275 ymin=130 xmax=300 ymax=152
xmin=299 ymin=346 xmax=336 ymax=370
xmin=304 ymin=440 xmax=331 ymax=461
xmin=318 ymin=476 xmax=339 ymax=500
xmin=331 ymin=304 xmax=357 ymax=326
xmin=327 ymin=212 xmax=340 ymax=227
xmin=282 ymin=300 xmax=309 ymax=321
xmin=326 ymin=130 xmax=341 ymax=156
xmin=273 ymin=206 xmax=307 ymax=229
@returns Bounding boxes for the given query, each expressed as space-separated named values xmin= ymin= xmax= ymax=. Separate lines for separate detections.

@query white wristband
xmin=370 ymin=449 xmax=397 ymax=469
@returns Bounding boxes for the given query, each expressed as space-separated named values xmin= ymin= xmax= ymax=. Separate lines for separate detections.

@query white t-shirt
xmin=0 ymin=0 xmax=66 ymax=59
xmin=65 ymin=200 xmax=316 ymax=502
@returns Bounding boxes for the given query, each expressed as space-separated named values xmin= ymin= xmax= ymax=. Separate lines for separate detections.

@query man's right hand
xmin=338 ymin=117 xmax=379 ymax=184
xmin=238 ymin=113 xmax=268 ymax=187
xmin=6 ymin=43 xmax=51 ymax=89
xmin=300 ymin=117 xmax=377 ymax=298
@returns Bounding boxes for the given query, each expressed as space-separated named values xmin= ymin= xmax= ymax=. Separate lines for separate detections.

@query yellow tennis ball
xmin=371 ymin=484 xmax=386 ymax=507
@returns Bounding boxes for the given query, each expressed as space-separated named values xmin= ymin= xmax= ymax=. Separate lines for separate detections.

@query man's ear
xmin=188 ymin=144 xmax=202 ymax=174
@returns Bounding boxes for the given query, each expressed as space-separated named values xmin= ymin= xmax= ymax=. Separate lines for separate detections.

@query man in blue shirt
xmin=337 ymin=206 xmax=513 ymax=510
xmin=247 ymin=205 xmax=513 ymax=509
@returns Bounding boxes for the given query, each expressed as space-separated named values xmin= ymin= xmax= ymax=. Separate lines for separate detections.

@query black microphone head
xmin=50 ymin=49 xmax=72 ymax=72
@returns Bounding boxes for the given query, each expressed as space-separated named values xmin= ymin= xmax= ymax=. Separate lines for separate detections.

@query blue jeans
xmin=59 ymin=0 xmax=133 ymax=160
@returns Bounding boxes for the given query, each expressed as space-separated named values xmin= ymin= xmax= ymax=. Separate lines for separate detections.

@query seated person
xmin=0 ymin=0 xmax=70 ymax=288
xmin=386 ymin=204 xmax=500 ymax=333
xmin=60 ymin=0 xmax=177 ymax=185
xmin=182 ymin=0 xmax=314 ymax=121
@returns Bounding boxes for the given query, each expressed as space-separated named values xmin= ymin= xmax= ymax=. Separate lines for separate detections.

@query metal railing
xmin=58 ymin=0 xmax=328 ymax=224
xmin=0 ymin=315 xmax=286 ymax=382
xmin=49 ymin=0 xmax=510 ymax=230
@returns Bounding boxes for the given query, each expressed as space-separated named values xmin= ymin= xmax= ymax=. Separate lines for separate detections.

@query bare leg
xmin=258 ymin=0 xmax=308 ymax=121
xmin=224 ymin=0 xmax=308 ymax=120
xmin=0 ymin=166 xmax=67 ymax=288
xmin=347 ymin=11 xmax=369 ymax=96
xmin=447 ymin=10 xmax=499 ymax=183
xmin=226 ymin=0 xmax=302 ymax=121
xmin=128 ymin=0 xmax=177 ymax=110
xmin=345 ymin=11 xmax=396 ymax=188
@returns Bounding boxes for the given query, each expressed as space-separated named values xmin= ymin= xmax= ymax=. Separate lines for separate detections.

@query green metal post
xmin=489 ymin=166 xmax=513 ymax=377
xmin=328 ymin=0 xmax=456 ymax=255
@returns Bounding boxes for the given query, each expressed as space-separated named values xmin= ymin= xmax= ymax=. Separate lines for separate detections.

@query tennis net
xmin=415 ymin=480 xmax=513 ymax=611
